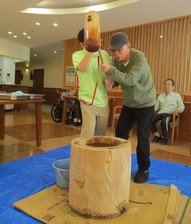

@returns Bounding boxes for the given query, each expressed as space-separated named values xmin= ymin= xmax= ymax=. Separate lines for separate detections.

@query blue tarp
xmin=0 ymin=144 xmax=190 ymax=224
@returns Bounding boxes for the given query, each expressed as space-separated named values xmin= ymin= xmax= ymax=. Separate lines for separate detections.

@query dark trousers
xmin=116 ymin=105 xmax=155 ymax=171
xmin=151 ymin=113 xmax=173 ymax=138
xmin=72 ymin=100 xmax=82 ymax=119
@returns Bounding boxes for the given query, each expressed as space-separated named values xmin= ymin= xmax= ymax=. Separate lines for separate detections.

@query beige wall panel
xmin=64 ymin=15 xmax=191 ymax=94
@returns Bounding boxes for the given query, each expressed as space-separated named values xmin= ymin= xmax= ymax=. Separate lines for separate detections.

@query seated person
xmin=61 ymin=88 xmax=82 ymax=126
xmin=72 ymin=99 xmax=82 ymax=126
xmin=61 ymin=88 xmax=76 ymax=101
xmin=151 ymin=78 xmax=185 ymax=145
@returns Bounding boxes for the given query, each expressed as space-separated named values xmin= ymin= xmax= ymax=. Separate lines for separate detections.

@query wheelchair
xmin=51 ymin=89 xmax=63 ymax=123
xmin=51 ymin=102 xmax=63 ymax=123
xmin=51 ymin=89 xmax=77 ymax=124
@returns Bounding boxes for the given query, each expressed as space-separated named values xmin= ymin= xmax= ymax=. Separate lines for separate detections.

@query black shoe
xmin=160 ymin=137 xmax=168 ymax=145
xmin=73 ymin=121 xmax=82 ymax=126
xmin=151 ymin=136 xmax=161 ymax=143
xmin=134 ymin=170 xmax=149 ymax=184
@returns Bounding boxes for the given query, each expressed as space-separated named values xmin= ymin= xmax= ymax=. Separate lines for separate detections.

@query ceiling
xmin=0 ymin=0 xmax=191 ymax=60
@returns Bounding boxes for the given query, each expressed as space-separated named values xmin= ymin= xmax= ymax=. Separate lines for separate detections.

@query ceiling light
xmin=36 ymin=22 xmax=40 ymax=25
xmin=53 ymin=23 xmax=58 ymax=27
xmin=34 ymin=54 xmax=37 ymax=57
xmin=27 ymin=36 xmax=31 ymax=39
xmin=23 ymin=32 xmax=27 ymax=35
xmin=21 ymin=0 xmax=138 ymax=15
xmin=54 ymin=51 xmax=57 ymax=54
xmin=37 ymin=0 xmax=115 ymax=8
xmin=8 ymin=31 xmax=12 ymax=35
xmin=13 ymin=35 xmax=17 ymax=38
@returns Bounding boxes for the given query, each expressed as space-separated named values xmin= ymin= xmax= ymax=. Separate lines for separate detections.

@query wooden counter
xmin=0 ymin=84 xmax=30 ymax=110
xmin=0 ymin=98 xmax=45 ymax=146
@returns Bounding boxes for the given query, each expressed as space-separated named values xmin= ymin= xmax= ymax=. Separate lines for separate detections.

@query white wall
xmin=0 ymin=56 xmax=15 ymax=84
xmin=0 ymin=38 xmax=30 ymax=61
xmin=0 ymin=38 xmax=30 ymax=85
xmin=15 ymin=62 xmax=32 ymax=86
xmin=16 ymin=56 xmax=64 ymax=88
xmin=0 ymin=59 xmax=3 ymax=84
xmin=0 ymin=38 xmax=64 ymax=88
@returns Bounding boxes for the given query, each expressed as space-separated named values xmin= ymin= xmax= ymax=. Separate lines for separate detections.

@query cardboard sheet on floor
xmin=1 ymin=144 xmax=191 ymax=223
xmin=13 ymin=182 xmax=190 ymax=224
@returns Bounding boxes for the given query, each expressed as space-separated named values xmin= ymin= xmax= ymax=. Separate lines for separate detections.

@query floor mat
xmin=0 ymin=145 xmax=190 ymax=223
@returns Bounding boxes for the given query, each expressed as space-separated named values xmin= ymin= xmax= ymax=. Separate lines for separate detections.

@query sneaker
xmin=160 ymin=137 xmax=168 ymax=145
xmin=134 ymin=170 xmax=149 ymax=184
xmin=151 ymin=136 xmax=161 ymax=143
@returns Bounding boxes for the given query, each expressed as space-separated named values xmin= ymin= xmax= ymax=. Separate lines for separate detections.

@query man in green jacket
xmin=100 ymin=32 xmax=156 ymax=183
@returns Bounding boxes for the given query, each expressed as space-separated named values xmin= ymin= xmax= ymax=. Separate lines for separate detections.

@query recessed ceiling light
xmin=54 ymin=51 xmax=57 ymax=54
xmin=23 ymin=32 xmax=27 ymax=35
xmin=8 ymin=31 xmax=12 ymax=35
xmin=53 ymin=23 xmax=58 ymax=27
xmin=36 ymin=22 xmax=40 ymax=25
xmin=13 ymin=35 xmax=17 ymax=38
xmin=34 ymin=53 xmax=37 ymax=57
xmin=27 ymin=36 xmax=31 ymax=39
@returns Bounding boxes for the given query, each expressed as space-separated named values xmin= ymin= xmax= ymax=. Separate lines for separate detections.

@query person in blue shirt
xmin=151 ymin=78 xmax=185 ymax=145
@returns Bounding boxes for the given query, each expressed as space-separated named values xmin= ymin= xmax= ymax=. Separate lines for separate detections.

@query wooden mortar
xmin=69 ymin=136 xmax=131 ymax=219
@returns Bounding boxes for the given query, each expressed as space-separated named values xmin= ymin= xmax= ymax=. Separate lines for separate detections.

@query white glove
xmin=93 ymin=51 xmax=99 ymax=56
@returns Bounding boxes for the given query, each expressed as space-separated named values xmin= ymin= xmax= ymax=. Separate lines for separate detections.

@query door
xmin=15 ymin=70 xmax=23 ymax=84
xmin=33 ymin=69 xmax=44 ymax=93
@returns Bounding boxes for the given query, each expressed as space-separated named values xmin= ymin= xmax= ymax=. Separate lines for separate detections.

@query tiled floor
xmin=0 ymin=104 xmax=190 ymax=165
